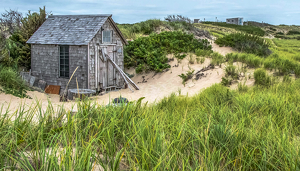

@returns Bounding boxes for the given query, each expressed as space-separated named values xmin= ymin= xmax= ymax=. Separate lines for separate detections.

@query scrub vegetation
xmin=1 ymin=81 xmax=300 ymax=170
xmin=124 ymin=31 xmax=212 ymax=73
xmin=1 ymin=6 xmax=300 ymax=170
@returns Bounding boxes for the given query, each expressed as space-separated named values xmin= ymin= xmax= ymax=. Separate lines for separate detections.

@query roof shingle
xmin=27 ymin=14 xmax=112 ymax=45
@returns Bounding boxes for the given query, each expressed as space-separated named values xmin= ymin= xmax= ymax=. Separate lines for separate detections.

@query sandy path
xmin=1 ymin=43 xmax=234 ymax=115
xmin=211 ymin=42 xmax=234 ymax=56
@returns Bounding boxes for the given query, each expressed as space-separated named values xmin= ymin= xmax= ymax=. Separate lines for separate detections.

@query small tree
xmin=0 ymin=9 xmax=23 ymax=35
xmin=8 ymin=6 xmax=50 ymax=70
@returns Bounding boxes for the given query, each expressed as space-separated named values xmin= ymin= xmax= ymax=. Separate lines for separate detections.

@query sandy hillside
xmin=0 ymin=43 xmax=235 ymax=115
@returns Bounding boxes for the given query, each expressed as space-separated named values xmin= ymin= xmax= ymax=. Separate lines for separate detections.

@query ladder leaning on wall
xmin=101 ymin=48 xmax=139 ymax=92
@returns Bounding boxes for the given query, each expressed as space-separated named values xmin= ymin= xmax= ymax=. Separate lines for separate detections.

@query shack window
xmin=102 ymin=30 xmax=112 ymax=43
xmin=59 ymin=45 xmax=69 ymax=78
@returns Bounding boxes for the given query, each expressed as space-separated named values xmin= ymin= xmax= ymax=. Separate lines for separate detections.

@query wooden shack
xmin=27 ymin=14 xmax=137 ymax=93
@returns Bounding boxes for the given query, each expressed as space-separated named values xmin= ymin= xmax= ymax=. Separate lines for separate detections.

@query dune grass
xmin=201 ymin=22 xmax=266 ymax=36
xmin=0 ymin=66 xmax=29 ymax=98
xmin=215 ymin=33 xmax=272 ymax=57
xmin=1 ymin=81 xmax=300 ymax=170
xmin=117 ymin=19 xmax=197 ymax=40
xmin=193 ymin=23 xmax=237 ymax=38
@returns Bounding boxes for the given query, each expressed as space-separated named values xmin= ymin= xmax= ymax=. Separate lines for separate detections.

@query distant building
xmin=194 ymin=19 xmax=200 ymax=23
xmin=226 ymin=17 xmax=243 ymax=25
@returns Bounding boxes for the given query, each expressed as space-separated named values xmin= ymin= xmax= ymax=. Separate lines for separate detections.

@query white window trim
xmin=102 ymin=30 xmax=113 ymax=44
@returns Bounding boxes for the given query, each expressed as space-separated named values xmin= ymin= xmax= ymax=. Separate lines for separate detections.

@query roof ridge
xmin=48 ymin=14 xmax=112 ymax=18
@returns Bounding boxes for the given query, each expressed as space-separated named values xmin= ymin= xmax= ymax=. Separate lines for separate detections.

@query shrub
xmin=225 ymin=65 xmax=239 ymax=79
xmin=221 ymin=76 xmax=232 ymax=86
xmin=125 ymin=72 xmax=134 ymax=78
xmin=215 ymin=33 xmax=272 ymax=57
xmin=283 ymin=75 xmax=292 ymax=83
xmin=237 ymin=82 xmax=248 ymax=92
xmin=195 ymin=49 xmax=213 ymax=57
xmin=196 ymin=57 xmax=205 ymax=64
xmin=188 ymin=54 xmax=195 ymax=64
xmin=269 ymin=27 xmax=277 ymax=31
xmin=254 ymin=68 xmax=272 ymax=86
xmin=124 ymin=31 xmax=211 ymax=73
xmin=0 ymin=66 xmax=28 ymax=98
xmin=221 ymin=64 xmax=239 ymax=86
xmin=276 ymin=32 xmax=284 ymax=35
xmin=178 ymin=68 xmax=194 ymax=86
xmin=225 ymin=53 xmax=239 ymax=63
xmin=287 ymin=30 xmax=300 ymax=35
xmin=211 ymin=52 xmax=224 ymax=67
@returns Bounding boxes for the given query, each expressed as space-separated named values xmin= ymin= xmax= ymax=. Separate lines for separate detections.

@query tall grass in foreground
xmin=1 ymin=82 xmax=300 ymax=170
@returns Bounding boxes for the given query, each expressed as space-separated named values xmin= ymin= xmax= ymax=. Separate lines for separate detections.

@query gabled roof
xmin=27 ymin=14 xmax=128 ymax=45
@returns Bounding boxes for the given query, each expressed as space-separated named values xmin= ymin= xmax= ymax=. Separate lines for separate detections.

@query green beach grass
xmin=1 ymin=80 xmax=300 ymax=170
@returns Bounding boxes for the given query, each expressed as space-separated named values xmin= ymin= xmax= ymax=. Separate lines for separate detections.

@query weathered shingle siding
xmin=88 ymin=30 xmax=100 ymax=90
xmin=88 ymin=19 xmax=125 ymax=90
xmin=31 ymin=44 xmax=88 ymax=92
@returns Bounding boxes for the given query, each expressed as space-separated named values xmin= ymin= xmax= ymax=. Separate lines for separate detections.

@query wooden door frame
xmin=106 ymin=45 xmax=116 ymax=87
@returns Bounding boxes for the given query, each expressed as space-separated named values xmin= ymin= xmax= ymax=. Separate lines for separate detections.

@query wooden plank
xmin=107 ymin=56 xmax=134 ymax=92
xmin=102 ymin=49 xmax=139 ymax=91
xmin=107 ymin=45 xmax=114 ymax=86
xmin=45 ymin=85 xmax=61 ymax=95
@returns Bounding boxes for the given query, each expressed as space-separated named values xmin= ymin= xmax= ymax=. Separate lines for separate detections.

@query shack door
xmin=106 ymin=45 xmax=116 ymax=86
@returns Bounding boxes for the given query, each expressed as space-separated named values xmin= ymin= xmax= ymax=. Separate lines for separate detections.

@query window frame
xmin=59 ymin=45 xmax=70 ymax=78
xmin=102 ymin=30 xmax=113 ymax=44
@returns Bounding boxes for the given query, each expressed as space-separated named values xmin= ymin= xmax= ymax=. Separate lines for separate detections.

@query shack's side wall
xmin=31 ymin=44 xmax=88 ymax=92
xmin=88 ymin=19 xmax=125 ymax=90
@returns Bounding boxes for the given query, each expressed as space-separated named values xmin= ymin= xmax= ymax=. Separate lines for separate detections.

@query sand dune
xmin=0 ymin=43 xmax=234 ymax=115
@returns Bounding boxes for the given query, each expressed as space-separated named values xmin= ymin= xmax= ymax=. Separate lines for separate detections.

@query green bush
xmin=254 ymin=68 xmax=272 ymax=86
xmin=225 ymin=65 xmax=239 ymax=79
xmin=0 ymin=66 xmax=28 ymax=98
xmin=124 ymin=31 xmax=211 ymax=73
xmin=221 ymin=64 xmax=239 ymax=86
xmin=283 ymin=74 xmax=292 ymax=83
xmin=276 ymin=32 xmax=284 ymax=35
xmin=211 ymin=52 xmax=224 ymax=67
xmin=178 ymin=68 xmax=195 ymax=86
xmin=287 ymin=30 xmax=300 ymax=35
xmin=237 ymin=82 xmax=248 ymax=92
xmin=221 ymin=76 xmax=232 ymax=86
xmin=225 ymin=53 xmax=239 ymax=63
xmin=195 ymin=49 xmax=213 ymax=57
xmin=215 ymin=33 xmax=272 ymax=57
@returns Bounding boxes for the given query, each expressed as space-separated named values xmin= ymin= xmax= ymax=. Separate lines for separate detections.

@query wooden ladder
xmin=102 ymin=48 xmax=139 ymax=92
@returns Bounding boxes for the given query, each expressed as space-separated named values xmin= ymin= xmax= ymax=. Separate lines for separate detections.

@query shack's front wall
xmin=31 ymin=44 xmax=88 ymax=92
xmin=88 ymin=19 xmax=125 ymax=90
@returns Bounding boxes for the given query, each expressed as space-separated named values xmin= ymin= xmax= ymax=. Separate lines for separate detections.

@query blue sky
xmin=1 ymin=0 xmax=299 ymax=25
